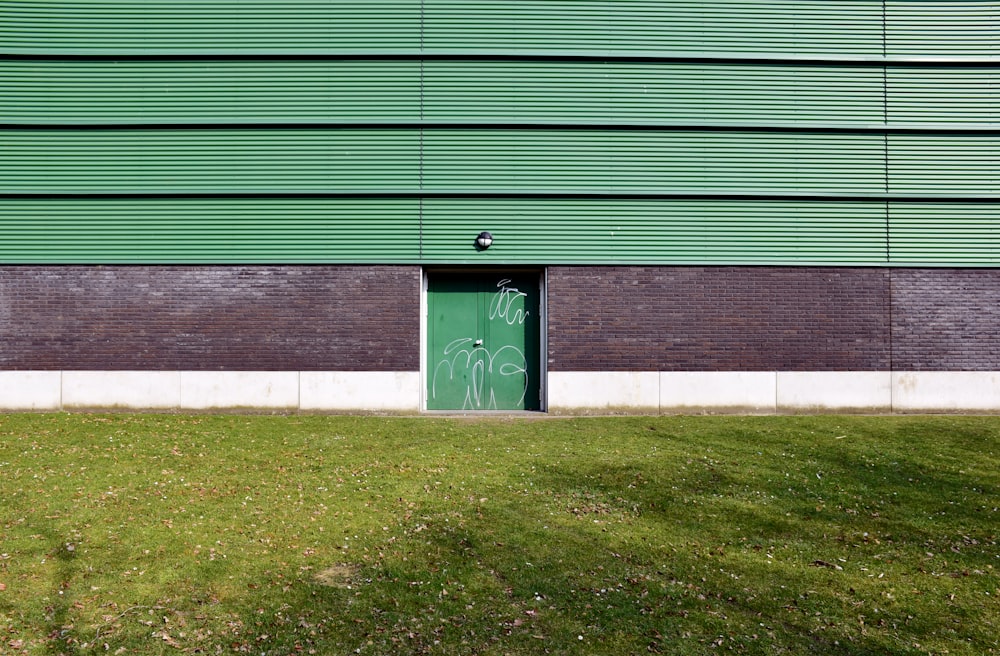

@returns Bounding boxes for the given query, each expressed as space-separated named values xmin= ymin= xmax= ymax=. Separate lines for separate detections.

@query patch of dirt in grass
xmin=314 ymin=563 xmax=361 ymax=588
xmin=560 ymin=491 xmax=641 ymax=519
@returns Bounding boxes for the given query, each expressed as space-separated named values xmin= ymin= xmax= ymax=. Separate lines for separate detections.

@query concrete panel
xmin=548 ymin=372 xmax=660 ymax=412
xmin=777 ymin=371 xmax=891 ymax=411
xmin=0 ymin=371 xmax=62 ymax=410
xmin=180 ymin=371 xmax=299 ymax=410
xmin=660 ymin=372 xmax=776 ymax=412
xmin=301 ymin=371 xmax=420 ymax=411
xmin=893 ymin=371 xmax=1000 ymax=411
xmin=63 ymin=371 xmax=180 ymax=409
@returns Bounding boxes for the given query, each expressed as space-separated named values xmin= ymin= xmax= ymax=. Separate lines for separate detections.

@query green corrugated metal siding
xmin=890 ymin=203 xmax=1000 ymax=265
xmin=421 ymin=200 xmax=887 ymax=265
xmin=3 ymin=60 xmax=884 ymax=127
xmin=1 ymin=131 xmax=420 ymax=192
xmin=423 ymin=63 xmax=884 ymax=126
xmin=423 ymin=1 xmax=882 ymax=55
xmin=886 ymin=1 xmax=999 ymax=57
xmin=889 ymin=136 xmax=999 ymax=195
xmin=0 ymin=2 xmax=997 ymax=264
xmin=2 ymin=1 xmax=883 ymax=56
xmin=0 ymin=200 xmax=420 ymax=263
xmin=888 ymin=69 xmax=1000 ymax=125
xmin=1 ymin=60 xmax=421 ymax=125
xmin=422 ymin=131 xmax=884 ymax=194
xmin=2 ymin=129 xmax=885 ymax=196
xmin=0 ymin=1 xmax=421 ymax=53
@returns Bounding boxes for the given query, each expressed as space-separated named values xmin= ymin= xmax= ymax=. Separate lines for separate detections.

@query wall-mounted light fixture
xmin=475 ymin=231 xmax=494 ymax=250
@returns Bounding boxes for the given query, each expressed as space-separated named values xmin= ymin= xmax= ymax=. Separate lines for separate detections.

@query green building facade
xmin=1 ymin=2 xmax=998 ymax=412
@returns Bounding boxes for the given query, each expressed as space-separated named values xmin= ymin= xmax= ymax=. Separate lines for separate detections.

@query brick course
xmin=547 ymin=266 xmax=891 ymax=371
xmin=891 ymin=268 xmax=1000 ymax=371
xmin=0 ymin=266 xmax=420 ymax=370
xmin=3 ymin=265 xmax=998 ymax=374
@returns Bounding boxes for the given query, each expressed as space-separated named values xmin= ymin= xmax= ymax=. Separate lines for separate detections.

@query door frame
xmin=421 ymin=267 xmax=547 ymax=412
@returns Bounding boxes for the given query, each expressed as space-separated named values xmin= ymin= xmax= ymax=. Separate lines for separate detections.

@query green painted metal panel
xmin=420 ymin=200 xmax=888 ymax=265
xmin=0 ymin=130 xmax=420 ymax=192
xmin=424 ymin=62 xmax=884 ymax=126
xmin=422 ymin=131 xmax=885 ymax=194
xmin=890 ymin=203 xmax=1000 ymax=265
xmin=1 ymin=60 xmax=421 ymax=125
xmin=1 ymin=1 xmax=998 ymax=266
xmin=0 ymin=1 xmax=421 ymax=54
xmin=1 ymin=60 xmax=884 ymax=128
xmin=888 ymin=68 xmax=1000 ymax=126
xmin=424 ymin=1 xmax=882 ymax=56
xmin=428 ymin=275 xmax=483 ymax=409
xmin=427 ymin=272 xmax=540 ymax=410
xmin=0 ymin=199 xmax=419 ymax=263
xmin=2 ymin=129 xmax=886 ymax=196
xmin=889 ymin=135 xmax=999 ymax=195
xmin=887 ymin=1 xmax=999 ymax=57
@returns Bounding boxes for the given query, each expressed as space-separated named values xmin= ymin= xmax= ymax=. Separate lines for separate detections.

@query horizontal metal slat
xmin=0 ymin=60 xmax=421 ymax=124
xmin=2 ymin=60 xmax=886 ymax=127
xmin=2 ymin=129 xmax=887 ymax=196
xmin=887 ymin=68 xmax=1000 ymax=126
xmin=0 ymin=199 xmax=421 ymax=263
xmin=420 ymin=199 xmax=887 ymax=264
xmin=890 ymin=203 xmax=1000 ymax=264
xmin=0 ymin=1 xmax=421 ymax=52
xmin=423 ymin=1 xmax=882 ymax=56
xmin=422 ymin=130 xmax=886 ymax=194
xmin=423 ymin=62 xmax=884 ymax=126
xmin=889 ymin=135 xmax=1000 ymax=194
xmin=887 ymin=1 xmax=999 ymax=57
xmin=0 ymin=130 xmax=421 ymax=192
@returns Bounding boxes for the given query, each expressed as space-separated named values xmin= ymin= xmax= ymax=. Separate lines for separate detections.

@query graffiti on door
xmin=489 ymin=279 xmax=529 ymax=325
xmin=431 ymin=337 xmax=528 ymax=410
xmin=431 ymin=279 xmax=530 ymax=410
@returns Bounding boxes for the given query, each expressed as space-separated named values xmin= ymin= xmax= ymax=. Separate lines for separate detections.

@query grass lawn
xmin=0 ymin=414 xmax=997 ymax=655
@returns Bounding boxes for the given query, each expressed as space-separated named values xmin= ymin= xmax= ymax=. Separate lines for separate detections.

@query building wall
xmin=547 ymin=267 xmax=890 ymax=372
xmin=892 ymin=269 xmax=1000 ymax=372
xmin=2 ymin=264 xmax=1000 ymax=412
xmin=0 ymin=266 xmax=421 ymax=371
xmin=1 ymin=2 xmax=998 ymax=412
xmin=546 ymin=266 xmax=1000 ymax=413
xmin=2 ymin=3 xmax=997 ymax=266
xmin=548 ymin=267 xmax=1000 ymax=375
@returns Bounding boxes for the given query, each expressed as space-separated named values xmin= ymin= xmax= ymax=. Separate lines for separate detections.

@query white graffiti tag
xmin=431 ymin=337 xmax=528 ymax=410
xmin=489 ymin=279 xmax=529 ymax=325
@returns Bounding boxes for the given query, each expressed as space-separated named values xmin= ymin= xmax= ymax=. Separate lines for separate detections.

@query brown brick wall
xmin=0 ymin=266 xmax=420 ymax=371
xmin=3 ymin=265 xmax=998 ymax=374
xmin=891 ymin=268 xmax=1000 ymax=371
xmin=546 ymin=266 xmax=891 ymax=371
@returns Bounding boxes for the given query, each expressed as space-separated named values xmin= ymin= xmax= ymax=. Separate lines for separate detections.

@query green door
xmin=427 ymin=272 xmax=541 ymax=410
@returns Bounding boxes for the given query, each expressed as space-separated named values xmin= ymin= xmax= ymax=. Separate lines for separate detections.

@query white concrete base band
xmin=0 ymin=371 xmax=62 ymax=411
xmin=63 ymin=371 xmax=181 ymax=409
xmin=301 ymin=372 xmax=421 ymax=411
xmin=776 ymin=371 xmax=893 ymax=411
xmin=661 ymin=371 xmax=776 ymax=412
xmin=0 ymin=371 xmax=421 ymax=412
xmin=1 ymin=370 xmax=999 ymax=412
xmin=548 ymin=371 xmax=1000 ymax=413
xmin=892 ymin=371 xmax=1000 ymax=411
xmin=547 ymin=371 xmax=660 ymax=412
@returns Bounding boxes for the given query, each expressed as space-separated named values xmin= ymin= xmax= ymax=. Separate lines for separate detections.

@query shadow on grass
xmin=6 ymin=415 xmax=997 ymax=655
xmin=210 ymin=451 xmax=994 ymax=655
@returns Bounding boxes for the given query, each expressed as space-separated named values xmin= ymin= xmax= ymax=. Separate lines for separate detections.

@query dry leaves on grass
xmin=314 ymin=563 xmax=361 ymax=588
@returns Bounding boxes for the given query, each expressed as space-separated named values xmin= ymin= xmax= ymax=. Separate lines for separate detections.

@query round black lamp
xmin=475 ymin=231 xmax=494 ymax=250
